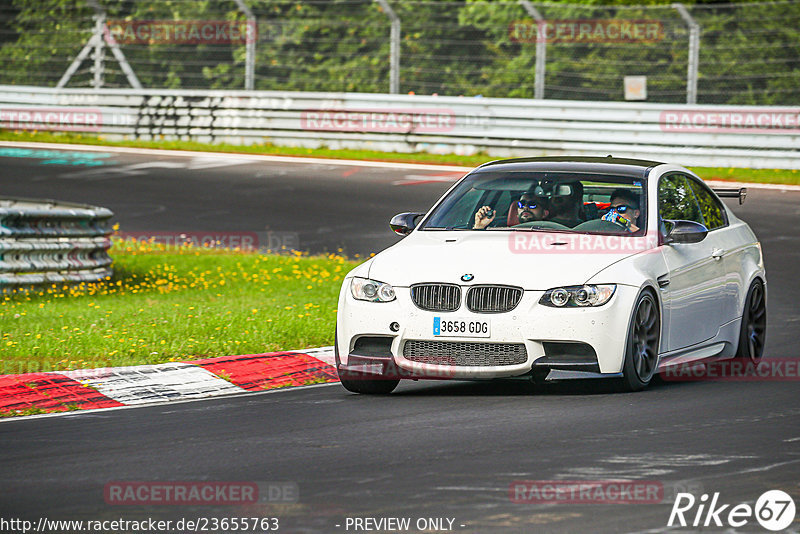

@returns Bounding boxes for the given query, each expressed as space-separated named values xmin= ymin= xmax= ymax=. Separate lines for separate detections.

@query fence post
xmin=233 ymin=0 xmax=256 ymax=91
xmin=673 ymin=3 xmax=700 ymax=105
xmin=519 ymin=0 xmax=546 ymax=100
xmin=91 ymin=14 xmax=105 ymax=90
xmin=375 ymin=0 xmax=400 ymax=94
xmin=56 ymin=34 xmax=98 ymax=89
xmin=59 ymin=0 xmax=141 ymax=89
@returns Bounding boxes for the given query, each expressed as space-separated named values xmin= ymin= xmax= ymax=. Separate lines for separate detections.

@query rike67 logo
xmin=668 ymin=490 xmax=796 ymax=531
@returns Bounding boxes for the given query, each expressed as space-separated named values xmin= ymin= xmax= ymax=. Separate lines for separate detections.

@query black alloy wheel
xmin=621 ymin=292 xmax=660 ymax=391
xmin=736 ymin=279 xmax=767 ymax=362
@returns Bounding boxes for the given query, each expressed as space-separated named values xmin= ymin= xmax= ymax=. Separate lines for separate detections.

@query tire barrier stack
xmin=0 ymin=197 xmax=113 ymax=289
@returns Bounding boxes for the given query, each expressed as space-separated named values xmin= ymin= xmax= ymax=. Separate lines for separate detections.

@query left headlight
xmin=350 ymin=277 xmax=396 ymax=303
xmin=539 ymin=284 xmax=616 ymax=308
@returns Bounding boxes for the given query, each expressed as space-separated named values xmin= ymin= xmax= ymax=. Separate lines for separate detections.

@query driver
xmin=473 ymin=189 xmax=550 ymax=229
xmin=602 ymin=188 xmax=641 ymax=232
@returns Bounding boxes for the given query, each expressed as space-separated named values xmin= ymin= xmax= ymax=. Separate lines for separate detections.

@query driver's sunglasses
xmin=517 ymin=200 xmax=539 ymax=210
xmin=612 ymin=204 xmax=637 ymax=213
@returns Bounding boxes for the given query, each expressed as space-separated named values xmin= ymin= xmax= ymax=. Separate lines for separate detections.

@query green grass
xmin=0 ymin=238 xmax=361 ymax=374
xmin=3 ymin=129 xmax=798 ymax=185
xmin=689 ymin=166 xmax=800 ymax=186
xmin=0 ymin=129 xmax=488 ymax=167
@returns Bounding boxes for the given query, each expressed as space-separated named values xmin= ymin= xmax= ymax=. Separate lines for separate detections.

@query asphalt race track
xmin=1 ymin=145 xmax=799 ymax=533
xmin=0 ymin=145 xmax=462 ymax=256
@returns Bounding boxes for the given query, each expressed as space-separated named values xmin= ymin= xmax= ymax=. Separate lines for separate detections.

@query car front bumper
xmin=336 ymin=284 xmax=639 ymax=380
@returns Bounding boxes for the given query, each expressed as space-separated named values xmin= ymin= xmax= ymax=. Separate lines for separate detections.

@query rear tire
xmin=735 ymin=279 xmax=766 ymax=362
xmin=339 ymin=377 xmax=399 ymax=395
xmin=620 ymin=291 xmax=660 ymax=392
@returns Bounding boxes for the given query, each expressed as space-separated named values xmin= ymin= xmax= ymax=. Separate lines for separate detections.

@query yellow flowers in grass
xmin=0 ymin=239 xmax=360 ymax=372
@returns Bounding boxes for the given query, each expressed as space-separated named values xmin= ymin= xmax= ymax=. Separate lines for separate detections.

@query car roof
xmin=475 ymin=156 xmax=663 ymax=179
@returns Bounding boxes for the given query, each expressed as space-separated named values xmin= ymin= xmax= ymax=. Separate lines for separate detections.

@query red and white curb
xmin=0 ymin=347 xmax=337 ymax=417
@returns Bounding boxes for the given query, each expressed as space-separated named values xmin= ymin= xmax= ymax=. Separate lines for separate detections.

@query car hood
xmin=368 ymin=230 xmax=650 ymax=290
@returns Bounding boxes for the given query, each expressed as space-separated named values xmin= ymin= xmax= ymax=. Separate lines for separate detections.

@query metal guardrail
xmin=1 ymin=85 xmax=799 ymax=169
xmin=0 ymin=197 xmax=113 ymax=287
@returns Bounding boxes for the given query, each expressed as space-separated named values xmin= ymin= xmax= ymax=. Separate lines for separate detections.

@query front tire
xmin=735 ymin=279 xmax=766 ymax=362
xmin=620 ymin=291 xmax=660 ymax=392
xmin=339 ymin=376 xmax=399 ymax=395
xmin=335 ymin=330 xmax=399 ymax=394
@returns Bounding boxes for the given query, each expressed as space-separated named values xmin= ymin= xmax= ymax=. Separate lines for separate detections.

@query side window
xmin=658 ymin=174 xmax=703 ymax=224
xmin=687 ymin=178 xmax=727 ymax=230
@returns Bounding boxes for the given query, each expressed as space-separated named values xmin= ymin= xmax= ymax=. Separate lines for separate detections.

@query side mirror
xmin=663 ymin=219 xmax=709 ymax=244
xmin=389 ymin=212 xmax=424 ymax=236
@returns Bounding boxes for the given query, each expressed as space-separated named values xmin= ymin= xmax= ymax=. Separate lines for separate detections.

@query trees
xmin=0 ymin=0 xmax=797 ymax=105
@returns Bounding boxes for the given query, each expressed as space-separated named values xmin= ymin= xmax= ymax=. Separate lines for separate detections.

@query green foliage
xmin=0 ymin=0 xmax=798 ymax=103
xmin=693 ymin=2 xmax=800 ymax=105
xmin=0 ymin=0 xmax=94 ymax=86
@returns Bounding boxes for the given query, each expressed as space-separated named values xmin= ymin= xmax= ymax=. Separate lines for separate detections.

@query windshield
xmin=420 ymin=170 xmax=647 ymax=235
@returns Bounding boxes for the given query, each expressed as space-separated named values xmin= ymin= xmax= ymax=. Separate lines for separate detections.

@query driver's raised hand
xmin=473 ymin=205 xmax=496 ymax=229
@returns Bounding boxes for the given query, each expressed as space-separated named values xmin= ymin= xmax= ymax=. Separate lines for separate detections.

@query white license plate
xmin=433 ymin=317 xmax=490 ymax=338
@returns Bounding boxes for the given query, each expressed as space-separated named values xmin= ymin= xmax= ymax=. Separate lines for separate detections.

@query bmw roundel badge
xmin=461 ymin=273 xmax=474 ymax=282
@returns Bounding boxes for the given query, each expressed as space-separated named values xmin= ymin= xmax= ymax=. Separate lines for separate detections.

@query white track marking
xmin=59 ymin=161 xmax=184 ymax=179
xmin=393 ymin=174 xmax=462 ymax=186
xmin=702 ymin=179 xmax=800 ymax=192
xmin=0 ymin=381 xmax=341 ymax=423
xmin=0 ymin=140 xmax=471 ymax=172
xmin=301 ymin=346 xmax=335 ymax=366
xmin=0 ymin=350 xmax=338 ymax=420
xmin=61 ymin=362 xmax=245 ymax=405
xmin=3 ymin=140 xmax=797 ymax=190
xmin=58 ymin=156 xmax=252 ymax=179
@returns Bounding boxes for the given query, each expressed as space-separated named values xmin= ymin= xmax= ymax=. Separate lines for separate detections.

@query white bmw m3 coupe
xmin=335 ymin=157 xmax=766 ymax=393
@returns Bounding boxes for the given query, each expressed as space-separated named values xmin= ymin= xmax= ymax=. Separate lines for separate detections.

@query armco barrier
xmin=1 ymin=85 xmax=799 ymax=169
xmin=0 ymin=197 xmax=113 ymax=287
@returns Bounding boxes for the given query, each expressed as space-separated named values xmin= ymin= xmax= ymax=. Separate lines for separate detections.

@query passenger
xmin=602 ymin=188 xmax=641 ymax=232
xmin=546 ymin=181 xmax=584 ymax=227
xmin=473 ymin=190 xmax=549 ymax=229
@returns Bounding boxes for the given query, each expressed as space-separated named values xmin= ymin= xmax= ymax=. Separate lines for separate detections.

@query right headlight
xmin=539 ymin=284 xmax=616 ymax=308
xmin=350 ymin=277 xmax=396 ymax=303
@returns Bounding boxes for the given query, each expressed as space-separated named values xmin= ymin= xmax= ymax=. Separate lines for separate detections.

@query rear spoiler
xmin=712 ymin=187 xmax=747 ymax=204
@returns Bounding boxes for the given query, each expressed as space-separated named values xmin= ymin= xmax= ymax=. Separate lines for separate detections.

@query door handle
xmin=711 ymin=248 xmax=724 ymax=260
